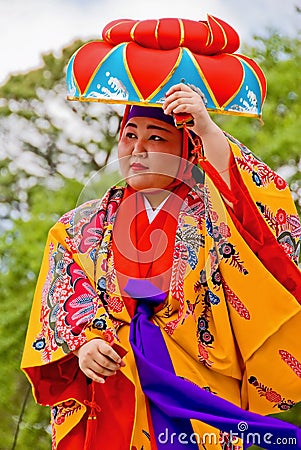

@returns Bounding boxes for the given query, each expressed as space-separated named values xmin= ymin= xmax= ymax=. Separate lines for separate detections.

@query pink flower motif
xmin=279 ymin=349 xmax=301 ymax=378
xmin=107 ymin=296 xmax=124 ymax=313
xmin=280 ymin=242 xmax=293 ymax=255
xmin=55 ymin=416 xmax=65 ymax=425
xmin=198 ymin=343 xmax=209 ymax=360
xmin=276 ymin=208 xmax=287 ymax=225
xmin=101 ymin=259 xmax=108 ymax=272
xmin=210 ymin=211 xmax=219 ymax=223
xmin=103 ymin=328 xmax=115 ymax=344
xmin=274 ymin=175 xmax=287 ymax=191
xmin=219 ymin=222 xmax=231 ymax=238
xmin=58 ymin=211 xmax=73 ymax=225
xmin=265 ymin=390 xmax=282 ymax=403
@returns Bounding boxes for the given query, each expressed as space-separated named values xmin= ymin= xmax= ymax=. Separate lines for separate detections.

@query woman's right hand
xmin=74 ymin=338 xmax=126 ymax=383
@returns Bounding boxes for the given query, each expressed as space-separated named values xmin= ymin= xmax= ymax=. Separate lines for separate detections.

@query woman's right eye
xmin=126 ymin=132 xmax=137 ymax=139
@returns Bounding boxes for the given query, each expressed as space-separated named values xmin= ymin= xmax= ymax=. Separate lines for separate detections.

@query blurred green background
xmin=0 ymin=27 xmax=300 ymax=450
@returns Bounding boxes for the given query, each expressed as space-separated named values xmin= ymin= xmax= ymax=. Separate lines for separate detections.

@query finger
xmin=91 ymin=357 xmax=119 ymax=373
xmin=94 ymin=365 xmax=118 ymax=377
xmin=165 ymin=87 xmax=205 ymax=107
xmin=163 ymin=91 xmax=197 ymax=109
xmin=79 ymin=348 xmax=121 ymax=372
xmin=80 ymin=358 xmax=118 ymax=377
xmin=165 ymin=83 xmax=190 ymax=96
xmin=172 ymin=103 xmax=197 ymax=114
xmin=163 ymin=95 xmax=187 ymax=112
xmin=97 ymin=340 xmax=124 ymax=364
xmin=163 ymin=98 xmax=195 ymax=116
xmin=84 ymin=368 xmax=106 ymax=384
xmin=95 ymin=354 xmax=121 ymax=371
xmin=164 ymin=90 xmax=193 ymax=104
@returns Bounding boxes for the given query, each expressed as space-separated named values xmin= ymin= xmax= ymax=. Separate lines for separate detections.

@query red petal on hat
xmin=204 ymin=15 xmax=240 ymax=55
xmin=73 ymin=41 xmax=114 ymax=94
xmin=206 ymin=15 xmax=240 ymax=54
xmin=125 ymin=43 xmax=180 ymax=100
xmin=156 ymin=19 xmax=182 ymax=50
xmin=193 ymin=53 xmax=243 ymax=107
xmin=133 ymin=20 xmax=161 ymax=49
xmin=103 ymin=19 xmax=138 ymax=45
xmin=181 ymin=20 xmax=210 ymax=54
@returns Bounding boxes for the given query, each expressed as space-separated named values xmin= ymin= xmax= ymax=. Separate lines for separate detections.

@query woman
xmin=22 ymin=84 xmax=301 ymax=449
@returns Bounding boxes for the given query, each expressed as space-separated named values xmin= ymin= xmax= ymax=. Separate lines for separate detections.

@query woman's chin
xmin=126 ymin=174 xmax=174 ymax=191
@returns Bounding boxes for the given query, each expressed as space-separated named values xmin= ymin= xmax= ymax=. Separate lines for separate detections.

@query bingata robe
xmin=21 ymin=135 xmax=301 ymax=450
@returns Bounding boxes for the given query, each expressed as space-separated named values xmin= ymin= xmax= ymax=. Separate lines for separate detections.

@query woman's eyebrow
xmin=125 ymin=122 xmax=172 ymax=133
xmin=125 ymin=122 xmax=137 ymax=128
xmin=147 ymin=124 xmax=172 ymax=133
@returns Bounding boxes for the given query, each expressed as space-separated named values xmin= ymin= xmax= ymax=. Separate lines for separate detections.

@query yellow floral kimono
xmin=21 ymin=135 xmax=301 ymax=449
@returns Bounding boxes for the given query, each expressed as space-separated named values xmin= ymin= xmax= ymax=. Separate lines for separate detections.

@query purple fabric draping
xmin=125 ymin=279 xmax=301 ymax=450
xmin=126 ymin=279 xmax=198 ymax=449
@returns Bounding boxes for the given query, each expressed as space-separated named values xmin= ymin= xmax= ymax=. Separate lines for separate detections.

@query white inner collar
xmin=143 ymin=194 xmax=170 ymax=223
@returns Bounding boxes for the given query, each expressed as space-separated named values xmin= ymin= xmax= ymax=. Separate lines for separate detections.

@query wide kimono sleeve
xmin=201 ymin=133 xmax=301 ymax=416
xmin=230 ymin=135 xmax=300 ymax=295
xmin=21 ymin=194 xmax=125 ymax=442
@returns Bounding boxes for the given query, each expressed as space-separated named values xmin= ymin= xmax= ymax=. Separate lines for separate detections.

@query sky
xmin=0 ymin=0 xmax=300 ymax=85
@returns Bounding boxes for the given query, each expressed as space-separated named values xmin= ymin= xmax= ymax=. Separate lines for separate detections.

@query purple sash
xmin=125 ymin=279 xmax=300 ymax=450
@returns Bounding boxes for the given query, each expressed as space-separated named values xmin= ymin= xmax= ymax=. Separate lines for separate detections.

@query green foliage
xmin=0 ymin=178 xmax=83 ymax=449
xmin=0 ymin=39 xmax=121 ymax=230
xmin=268 ymin=401 xmax=301 ymax=427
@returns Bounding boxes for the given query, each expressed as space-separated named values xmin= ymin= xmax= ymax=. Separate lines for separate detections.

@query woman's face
xmin=118 ymin=116 xmax=182 ymax=191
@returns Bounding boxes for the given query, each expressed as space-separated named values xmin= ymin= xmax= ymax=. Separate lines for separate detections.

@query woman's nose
xmin=132 ymin=139 xmax=146 ymax=156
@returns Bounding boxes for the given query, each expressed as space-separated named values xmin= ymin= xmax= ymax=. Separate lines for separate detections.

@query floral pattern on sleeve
xmin=227 ymin=133 xmax=301 ymax=266
xmin=32 ymin=189 xmax=125 ymax=362
xmin=256 ymin=202 xmax=301 ymax=264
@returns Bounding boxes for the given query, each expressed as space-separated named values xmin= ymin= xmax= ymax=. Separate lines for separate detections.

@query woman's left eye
xmin=150 ymin=135 xmax=165 ymax=141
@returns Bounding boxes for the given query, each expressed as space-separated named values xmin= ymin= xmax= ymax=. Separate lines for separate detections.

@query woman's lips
xmin=130 ymin=162 xmax=148 ymax=171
